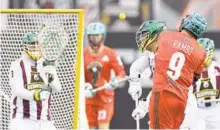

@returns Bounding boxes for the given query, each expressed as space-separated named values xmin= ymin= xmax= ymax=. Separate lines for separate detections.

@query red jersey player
xmin=128 ymin=13 xmax=207 ymax=129
xmin=83 ymin=22 xmax=126 ymax=129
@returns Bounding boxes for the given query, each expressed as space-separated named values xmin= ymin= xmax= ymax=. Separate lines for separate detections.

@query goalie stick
xmin=39 ymin=24 xmax=69 ymax=92
xmin=39 ymin=24 xmax=69 ymax=66
xmin=92 ymin=76 xmax=130 ymax=93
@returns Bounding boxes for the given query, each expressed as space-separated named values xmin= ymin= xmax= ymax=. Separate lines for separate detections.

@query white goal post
xmin=0 ymin=9 xmax=88 ymax=130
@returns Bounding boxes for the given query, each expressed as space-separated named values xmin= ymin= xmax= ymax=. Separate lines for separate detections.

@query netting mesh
xmin=0 ymin=11 xmax=82 ymax=130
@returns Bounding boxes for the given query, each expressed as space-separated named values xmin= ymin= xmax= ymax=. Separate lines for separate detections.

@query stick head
xmin=39 ymin=24 xmax=69 ymax=63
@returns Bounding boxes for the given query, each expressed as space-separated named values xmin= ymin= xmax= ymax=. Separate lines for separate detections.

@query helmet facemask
xmin=198 ymin=38 xmax=215 ymax=68
xmin=204 ymin=47 xmax=214 ymax=67
xmin=136 ymin=31 xmax=149 ymax=52
xmin=88 ymin=34 xmax=104 ymax=50
xmin=136 ymin=31 xmax=158 ymax=53
xmin=86 ymin=22 xmax=106 ymax=51
xmin=136 ymin=20 xmax=166 ymax=53
xmin=24 ymin=42 xmax=43 ymax=60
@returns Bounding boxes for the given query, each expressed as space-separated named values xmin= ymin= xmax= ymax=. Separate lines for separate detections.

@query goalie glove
xmin=85 ymin=83 xmax=96 ymax=98
xmin=43 ymin=65 xmax=62 ymax=92
xmin=43 ymin=65 xmax=58 ymax=83
xmin=132 ymin=98 xmax=148 ymax=120
xmin=128 ymin=82 xmax=142 ymax=100
xmin=34 ymin=88 xmax=51 ymax=101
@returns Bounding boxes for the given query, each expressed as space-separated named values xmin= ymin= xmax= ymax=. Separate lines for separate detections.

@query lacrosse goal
xmin=0 ymin=9 xmax=87 ymax=130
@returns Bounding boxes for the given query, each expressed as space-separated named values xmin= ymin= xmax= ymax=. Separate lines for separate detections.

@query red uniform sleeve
xmin=109 ymin=50 xmax=126 ymax=78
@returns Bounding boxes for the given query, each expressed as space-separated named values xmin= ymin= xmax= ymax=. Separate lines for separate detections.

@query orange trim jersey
xmin=149 ymin=31 xmax=206 ymax=129
xmin=84 ymin=46 xmax=126 ymax=106
xmin=153 ymin=31 xmax=206 ymax=99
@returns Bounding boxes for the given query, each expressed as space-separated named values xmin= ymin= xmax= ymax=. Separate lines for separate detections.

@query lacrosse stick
xmin=39 ymin=24 xmax=69 ymax=66
xmin=39 ymin=24 xmax=68 ymax=78
xmin=92 ymin=76 xmax=130 ymax=93
xmin=38 ymin=24 xmax=69 ymax=96
xmin=135 ymin=98 xmax=140 ymax=130
xmin=198 ymin=99 xmax=220 ymax=103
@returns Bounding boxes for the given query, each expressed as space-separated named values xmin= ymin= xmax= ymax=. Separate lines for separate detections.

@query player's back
xmin=153 ymin=31 xmax=205 ymax=97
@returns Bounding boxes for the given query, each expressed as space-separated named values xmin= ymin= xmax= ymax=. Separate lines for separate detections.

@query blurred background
xmin=1 ymin=0 xmax=220 ymax=129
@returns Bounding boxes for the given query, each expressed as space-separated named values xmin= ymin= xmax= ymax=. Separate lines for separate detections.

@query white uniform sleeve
xmin=9 ymin=62 xmax=34 ymax=100
xmin=129 ymin=53 xmax=150 ymax=80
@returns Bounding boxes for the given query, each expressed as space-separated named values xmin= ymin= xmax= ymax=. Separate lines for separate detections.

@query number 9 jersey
xmin=152 ymin=31 xmax=206 ymax=98
xmin=149 ymin=31 xmax=206 ymax=129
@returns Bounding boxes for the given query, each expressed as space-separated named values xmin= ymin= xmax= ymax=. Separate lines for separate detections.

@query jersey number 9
xmin=167 ymin=52 xmax=185 ymax=80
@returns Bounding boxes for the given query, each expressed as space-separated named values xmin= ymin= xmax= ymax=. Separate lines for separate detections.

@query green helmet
xmin=179 ymin=13 xmax=207 ymax=38
xmin=23 ymin=32 xmax=38 ymax=44
xmin=23 ymin=32 xmax=42 ymax=60
xmin=197 ymin=38 xmax=215 ymax=67
xmin=136 ymin=20 xmax=166 ymax=52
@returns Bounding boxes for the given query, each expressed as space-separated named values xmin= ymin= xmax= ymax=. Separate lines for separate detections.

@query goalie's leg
xmin=10 ymin=118 xmax=38 ymax=130
xmin=39 ymin=120 xmax=57 ymax=130
xmin=206 ymin=105 xmax=220 ymax=129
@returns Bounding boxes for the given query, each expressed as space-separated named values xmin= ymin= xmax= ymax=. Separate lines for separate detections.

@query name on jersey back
xmin=173 ymin=40 xmax=193 ymax=55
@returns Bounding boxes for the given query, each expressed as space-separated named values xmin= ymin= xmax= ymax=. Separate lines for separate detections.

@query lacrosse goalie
xmin=129 ymin=51 xmax=154 ymax=117
xmin=9 ymin=32 xmax=61 ymax=130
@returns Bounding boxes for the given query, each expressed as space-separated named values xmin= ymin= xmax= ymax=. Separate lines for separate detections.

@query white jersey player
xmin=190 ymin=38 xmax=220 ymax=130
xmin=128 ymin=51 xmax=155 ymax=120
xmin=9 ymin=32 xmax=61 ymax=130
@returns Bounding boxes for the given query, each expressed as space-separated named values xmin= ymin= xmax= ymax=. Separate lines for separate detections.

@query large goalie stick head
xmin=38 ymin=24 xmax=69 ymax=66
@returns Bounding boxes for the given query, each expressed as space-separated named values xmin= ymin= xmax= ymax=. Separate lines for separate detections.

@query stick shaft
xmin=135 ymin=98 xmax=140 ymax=130
xmin=92 ymin=76 xmax=129 ymax=93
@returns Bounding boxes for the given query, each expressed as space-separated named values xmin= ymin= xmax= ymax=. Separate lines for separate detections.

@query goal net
xmin=0 ymin=9 xmax=88 ymax=130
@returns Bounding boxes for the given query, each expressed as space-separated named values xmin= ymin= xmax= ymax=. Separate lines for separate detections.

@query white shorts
xmin=10 ymin=118 xmax=56 ymax=130
xmin=191 ymin=104 xmax=220 ymax=130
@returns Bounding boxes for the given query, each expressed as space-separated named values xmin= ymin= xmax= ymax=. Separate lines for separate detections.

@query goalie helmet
xmin=23 ymin=32 xmax=42 ymax=60
xmin=179 ymin=13 xmax=207 ymax=39
xmin=136 ymin=20 xmax=166 ymax=52
xmin=87 ymin=22 xmax=106 ymax=49
xmin=197 ymin=38 xmax=215 ymax=67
